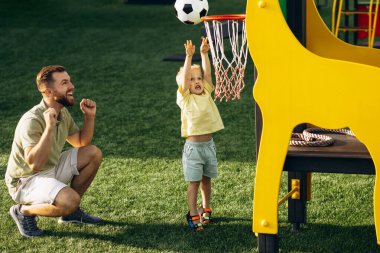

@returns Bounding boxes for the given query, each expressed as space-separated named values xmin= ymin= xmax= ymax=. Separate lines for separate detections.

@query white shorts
xmin=12 ymin=148 xmax=79 ymax=205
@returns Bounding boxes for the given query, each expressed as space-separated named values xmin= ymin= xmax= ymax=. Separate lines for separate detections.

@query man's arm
xmin=67 ymin=98 xmax=96 ymax=147
xmin=200 ymin=37 xmax=213 ymax=87
xmin=24 ymin=108 xmax=57 ymax=172
xmin=181 ymin=40 xmax=195 ymax=94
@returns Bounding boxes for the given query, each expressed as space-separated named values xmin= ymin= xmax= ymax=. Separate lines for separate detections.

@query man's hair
xmin=36 ymin=65 xmax=66 ymax=92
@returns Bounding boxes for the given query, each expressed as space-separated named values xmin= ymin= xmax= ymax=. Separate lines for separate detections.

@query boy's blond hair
xmin=176 ymin=64 xmax=203 ymax=86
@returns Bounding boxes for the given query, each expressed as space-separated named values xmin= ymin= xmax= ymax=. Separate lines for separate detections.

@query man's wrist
xmin=45 ymin=125 xmax=55 ymax=133
xmin=84 ymin=114 xmax=96 ymax=120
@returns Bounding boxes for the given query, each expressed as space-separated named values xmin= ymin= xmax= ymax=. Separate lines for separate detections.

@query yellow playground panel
xmin=246 ymin=0 xmax=380 ymax=251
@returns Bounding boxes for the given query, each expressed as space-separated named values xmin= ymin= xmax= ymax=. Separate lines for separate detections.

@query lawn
xmin=0 ymin=0 xmax=378 ymax=252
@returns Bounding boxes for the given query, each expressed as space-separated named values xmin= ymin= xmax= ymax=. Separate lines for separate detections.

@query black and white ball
xmin=174 ymin=0 xmax=209 ymax=25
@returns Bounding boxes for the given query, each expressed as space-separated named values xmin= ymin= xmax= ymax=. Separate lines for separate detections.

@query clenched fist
xmin=43 ymin=108 xmax=58 ymax=130
xmin=80 ymin=98 xmax=96 ymax=117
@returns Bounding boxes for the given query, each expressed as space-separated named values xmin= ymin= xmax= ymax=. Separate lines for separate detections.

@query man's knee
xmin=79 ymin=145 xmax=102 ymax=167
xmin=86 ymin=145 xmax=102 ymax=165
xmin=55 ymin=187 xmax=80 ymax=216
xmin=92 ymin=145 xmax=102 ymax=165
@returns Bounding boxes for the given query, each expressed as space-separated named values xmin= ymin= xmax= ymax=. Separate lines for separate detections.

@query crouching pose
xmin=5 ymin=65 xmax=103 ymax=237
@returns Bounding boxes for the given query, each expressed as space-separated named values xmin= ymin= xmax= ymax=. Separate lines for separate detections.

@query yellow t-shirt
xmin=177 ymin=81 xmax=224 ymax=137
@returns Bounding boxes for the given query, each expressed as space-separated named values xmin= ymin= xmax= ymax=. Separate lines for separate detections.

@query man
xmin=5 ymin=65 xmax=103 ymax=237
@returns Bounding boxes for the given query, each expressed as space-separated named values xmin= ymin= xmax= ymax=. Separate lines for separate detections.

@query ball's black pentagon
xmin=184 ymin=20 xmax=195 ymax=25
xmin=183 ymin=4 xmax=193 ymax=14
xmin=200 ymin=9 xmax=207 ymax=18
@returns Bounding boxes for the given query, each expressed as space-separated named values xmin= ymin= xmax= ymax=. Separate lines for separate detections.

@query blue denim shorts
xmin=182 ymin=139 xmax=218 ymax=182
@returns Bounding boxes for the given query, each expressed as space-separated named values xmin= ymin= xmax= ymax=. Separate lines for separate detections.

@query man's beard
xmin=55 ymin=94 xmax=74 ymax=107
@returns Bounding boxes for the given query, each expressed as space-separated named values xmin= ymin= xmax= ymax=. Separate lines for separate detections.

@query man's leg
xmin=58 ymin=145 xmax=102 ymax=224
xmin=20 ymin=187 xmax=80 ymax=217
xmin=10 ymin=184 xmax=80 ymax=238
xmin=19 ymin=145 xmax=103 ymax=217
xmin=71 ymin=145 xmax=102 ymax=197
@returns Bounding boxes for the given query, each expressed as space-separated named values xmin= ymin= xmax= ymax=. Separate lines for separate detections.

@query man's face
xmin=51 ymin=71 xmax=75 ymax=107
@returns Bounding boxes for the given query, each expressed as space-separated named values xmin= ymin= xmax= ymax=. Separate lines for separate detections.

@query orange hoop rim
xmin=201 ymin=14 xmax=246 ymax=22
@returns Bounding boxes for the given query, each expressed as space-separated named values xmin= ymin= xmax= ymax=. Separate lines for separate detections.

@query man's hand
xmin=43 ymin=108 xmax=58 ymax=130
xmin=80 ymin=98 xmax=96 ymax=117
xmin=200 ymin=37 xmax=210 ymax=54
xmin=184 ymin=40 xmax=195 ymax=57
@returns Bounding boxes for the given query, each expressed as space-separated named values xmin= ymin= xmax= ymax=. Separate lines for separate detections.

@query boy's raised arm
xmin=181 ymin=40 xmax=195 ymax=94
xmin=200 ymin=37 xmax=213 ymax=87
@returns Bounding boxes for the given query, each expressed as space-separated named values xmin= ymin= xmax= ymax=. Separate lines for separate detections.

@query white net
xmin=203 ymin=17 xmax=248 ymax=102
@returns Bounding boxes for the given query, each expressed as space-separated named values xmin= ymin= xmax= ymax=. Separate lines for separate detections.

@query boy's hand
xmin=184 ymin=40 xmax=195 ymax=56
xmin=200 ymin=37 xmax=210 ymax=54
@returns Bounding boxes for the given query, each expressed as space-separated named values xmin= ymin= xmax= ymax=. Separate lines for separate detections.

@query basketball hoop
xmin=201 ymin=14 xmax=248 ymax=102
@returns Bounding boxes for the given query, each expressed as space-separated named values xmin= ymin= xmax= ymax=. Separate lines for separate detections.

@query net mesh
xmin=203 ymin=18 xmax=248 ymax=102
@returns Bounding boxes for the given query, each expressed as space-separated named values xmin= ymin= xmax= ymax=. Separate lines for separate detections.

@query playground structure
xmin=332 ymin=0 xmax=380 ymax=47
xmin=246 ymin=0 xmax=380 ymax=252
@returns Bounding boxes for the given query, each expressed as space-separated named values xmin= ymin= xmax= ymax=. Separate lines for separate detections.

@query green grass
xmin=0 ymin=0 xmax=379 ymax=252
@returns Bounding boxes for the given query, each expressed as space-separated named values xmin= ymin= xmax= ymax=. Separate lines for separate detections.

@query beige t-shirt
xmin=5 ymin=100 xmax=79 ymax=192
xmin=177 ymin=80 xmax=224 ymax=137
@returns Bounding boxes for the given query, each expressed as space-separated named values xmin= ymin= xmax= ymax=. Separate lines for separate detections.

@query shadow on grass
xmin=40 ymin=221 xmax=380 ymax=252
xmin=279 ymin=223 xmax=380 ymax=252
xmin=44 ymin=218 xmax=257 ymax=252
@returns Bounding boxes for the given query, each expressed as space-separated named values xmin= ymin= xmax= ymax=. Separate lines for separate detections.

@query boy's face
xmin=189 ymin=68 xmax=204 ymax=95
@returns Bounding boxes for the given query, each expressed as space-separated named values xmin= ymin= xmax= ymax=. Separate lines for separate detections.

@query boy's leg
xmin=187 ymin=181 xmax=204 ymax=231
xmin=188 ymin=181 xmax=201 ymax=215
xmin=201 ymin=176 xmax=211 ymax=209
xmin=201 ymin=140 xmax=217 ymax=223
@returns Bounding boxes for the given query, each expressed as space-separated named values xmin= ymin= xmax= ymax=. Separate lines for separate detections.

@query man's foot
xmin=58 ymin=208 xmax=102 ymax=225
xmin=9 ymin=205 xmax=43 ymax=237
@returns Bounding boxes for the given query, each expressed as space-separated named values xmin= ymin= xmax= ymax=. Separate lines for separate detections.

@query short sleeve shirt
xmin=177 ymin=81 xmax=224 ymax=137
xmin=5 ymin=100 xmax=79 ymax=191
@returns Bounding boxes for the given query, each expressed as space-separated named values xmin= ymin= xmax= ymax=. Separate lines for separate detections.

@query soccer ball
xmin=174 ymin=0 xmax=209 ymax=25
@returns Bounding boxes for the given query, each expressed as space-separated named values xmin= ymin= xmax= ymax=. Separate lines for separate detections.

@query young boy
xmin=176 ymin=38 xmax=224 ymax=231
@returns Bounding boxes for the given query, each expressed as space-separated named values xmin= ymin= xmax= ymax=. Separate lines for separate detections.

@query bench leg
xmin=288 ymin=172 xmax=308 ymax=230
xmin=257 ymin=233 xmax=279 ymax=253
